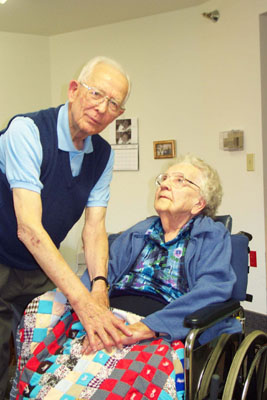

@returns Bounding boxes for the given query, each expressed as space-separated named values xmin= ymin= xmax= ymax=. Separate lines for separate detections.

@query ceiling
xmin=0 ymin=0 xmax=208 ymax=36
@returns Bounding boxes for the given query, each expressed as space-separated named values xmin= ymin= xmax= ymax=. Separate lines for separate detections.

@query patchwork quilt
xmin=12 ymin=290 xmax=185 ymax=400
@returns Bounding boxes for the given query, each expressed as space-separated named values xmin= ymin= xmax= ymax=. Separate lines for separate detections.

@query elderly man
xmin=0 ymin=56 xmax=131 ymax=398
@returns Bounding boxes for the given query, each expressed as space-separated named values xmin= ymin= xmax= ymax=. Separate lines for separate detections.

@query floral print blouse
xmin=112 ymin=218 xmax=194 ymax=303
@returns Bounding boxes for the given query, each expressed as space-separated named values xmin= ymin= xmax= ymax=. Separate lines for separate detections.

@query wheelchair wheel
xmin=222 ymin=330 xmax=267 ymax=400
xmin=197 ymin=333 xmax=241 ymax=399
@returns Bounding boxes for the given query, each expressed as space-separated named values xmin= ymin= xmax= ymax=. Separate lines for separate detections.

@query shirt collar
xmin=145 ymin=218 xmax=194 ymax=247
xmin=57 ymin=102 xmax=93 ymax=154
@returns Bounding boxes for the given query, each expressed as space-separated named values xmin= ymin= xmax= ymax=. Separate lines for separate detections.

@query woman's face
xmin=154 ymin=163 xmax=205 ymax=220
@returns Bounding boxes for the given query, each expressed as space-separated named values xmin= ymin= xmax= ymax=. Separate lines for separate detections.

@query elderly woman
xmin=81 ymin=153 xmax=241 ymax=349
xmin=14 ymin=154 xmax=241 ymax=399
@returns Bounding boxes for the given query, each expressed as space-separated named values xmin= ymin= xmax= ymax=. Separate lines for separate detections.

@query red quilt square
xmin=100 ymin=379 xmax=117 ymax=391
xmin=26 ymin=356 xmax=40 ymax=371
xmin=116 ymin=358 xmax=133 ymax=370
xmin=131 ymin=344 xmax=146 ymax=352
xmin=171 ymin=340 xmax=185 ymax=350
xmin=136 ymin=351 xmax=152 ymax=363
xmin=150 ymin=338 xmax=162 ymax=345
xmin=121 ymin=369 xmax=138 ymax=385
xmin=158 ymin=356 xmax=174 ymax=375
xmin=145 ymin=383 xmax=161 ymax=399
xmin=47 ymin=340 xmax=60 ymax=354
xmin=106 ymin=394 xmax=124 ymax=400
xmin=125 ymin=388 xmax=143 ymax=400
xmin=140 ymin=364 xmax=156 ymax=382
xmin=18 ymin=380 xmax=28 ymax=395
xmin=33 ymin=341 xmax=46 ymax=356
xmin=53 ymin=320 xmax=65 ymax=338
xmin=19 ymin=329 xmax=24 ymax=343
xmin=155 ymin=344 xmax=169 ymax=356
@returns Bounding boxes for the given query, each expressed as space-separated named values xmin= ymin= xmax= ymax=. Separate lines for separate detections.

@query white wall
xmin=260 ymin=12 xmax=267 ymax=311
xmin=0 ymin=32 xmax=51 ymax=126
xmin=0 ymin=0 xmax=266 ymax=314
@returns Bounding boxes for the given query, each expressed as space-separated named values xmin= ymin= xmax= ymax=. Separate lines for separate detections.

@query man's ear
xmin=192 ymin=196 xmax=206 ymax=216
xmin=118 ymin=108 xmax=125 ymax=118
xmin=68 ymin=80 xmax=79 ymax=102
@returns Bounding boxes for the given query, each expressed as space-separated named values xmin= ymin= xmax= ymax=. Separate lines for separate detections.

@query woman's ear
xmin=192 ymin=196 xmax=206 ymax=216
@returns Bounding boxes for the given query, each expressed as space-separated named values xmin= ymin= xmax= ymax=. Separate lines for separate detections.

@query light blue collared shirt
xmin=0 ymin=102 xmax=114 ymax=207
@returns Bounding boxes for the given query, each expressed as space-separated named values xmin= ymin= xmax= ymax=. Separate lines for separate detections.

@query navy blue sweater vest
xmin=0 ymin=106 xmax=111 ymax=270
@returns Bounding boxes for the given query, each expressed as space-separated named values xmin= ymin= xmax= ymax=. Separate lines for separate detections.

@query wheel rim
xmin=241 ymin=344 xmax=267 ymax=400
xmin=197 ymin=333 xmax=240 ymax=399
xmin=222 ymin=330 xmax=267 ymax=400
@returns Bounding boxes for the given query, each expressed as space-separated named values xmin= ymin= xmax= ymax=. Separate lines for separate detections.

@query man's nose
xmin=95 ymin=98 xmax=109 ymax=113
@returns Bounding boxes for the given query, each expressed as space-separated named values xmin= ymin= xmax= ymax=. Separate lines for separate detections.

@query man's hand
xmin=81 ymin=320 xmax=156 ymax=354
xmin=72 ymin=284 xmax=132 ymax=354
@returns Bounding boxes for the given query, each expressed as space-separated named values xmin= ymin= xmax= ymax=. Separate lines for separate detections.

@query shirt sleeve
xmin=0 ymin=117 xmax=43 ymax=193
xmin=86 ymin=149 xmax=114 ymax=207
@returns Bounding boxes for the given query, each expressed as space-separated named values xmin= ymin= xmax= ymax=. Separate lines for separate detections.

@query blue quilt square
xmin=158 ymin=391 xmax=174 ymax=400
xmin=29 ymin=384 xmax=43 ymax=398
xmin=32 ymin=328 xmax=48 ymax=343
xmin=93 ymin=350 xmax=109 ymax=365
xmin=175 ymin=373 xmax=185 ymax=392
xmin=38 ymin=300 xmax=53 ymax=314
xmin=76 ymin=372 xmax=94 ymax=386
xmin=46 ymin=362 xmax=60 ymax=374
xmin=30 ymin=372 xmax=42 ymax=386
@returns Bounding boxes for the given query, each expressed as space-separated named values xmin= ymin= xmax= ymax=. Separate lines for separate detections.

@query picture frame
xmin=153 ymin=140 xmax=176 ymax=159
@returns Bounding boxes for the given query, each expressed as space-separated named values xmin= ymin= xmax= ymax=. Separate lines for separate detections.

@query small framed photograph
xmin=153 ymin=140 xmax=176 ymax=159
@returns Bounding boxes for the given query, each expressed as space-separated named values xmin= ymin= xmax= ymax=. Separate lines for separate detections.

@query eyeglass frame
xmin=155 ymin=172 xmax=201 ymax=190
xmin=79 ymin=82 xmax=125 ymax=113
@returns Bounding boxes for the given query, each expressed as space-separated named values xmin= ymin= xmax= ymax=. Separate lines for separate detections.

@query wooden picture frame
xmin=153 ymin=140 xmax=176 ymax=159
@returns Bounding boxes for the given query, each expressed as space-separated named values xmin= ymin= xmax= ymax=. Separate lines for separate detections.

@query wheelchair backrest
xmin=230 ymin=233 xmax=249 ymax=301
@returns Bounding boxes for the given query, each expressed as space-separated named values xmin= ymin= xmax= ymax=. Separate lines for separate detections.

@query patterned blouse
xmin=112 ymin=218 xmax=194 ymax=303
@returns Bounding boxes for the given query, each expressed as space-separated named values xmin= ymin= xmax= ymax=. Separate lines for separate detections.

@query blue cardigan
xmin=82 ymin=215 xmax=242 ymax=344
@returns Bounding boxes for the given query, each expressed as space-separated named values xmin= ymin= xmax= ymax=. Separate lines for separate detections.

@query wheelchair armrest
xmin=183 ymin=299 xmax=241 ymax=329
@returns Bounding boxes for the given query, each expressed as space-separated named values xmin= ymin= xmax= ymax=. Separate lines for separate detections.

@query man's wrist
xmin=91 ymin=276 xmax=109 ymax=289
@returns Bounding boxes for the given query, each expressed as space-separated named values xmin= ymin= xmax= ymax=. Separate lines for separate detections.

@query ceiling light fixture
xmin=202 ymin=10 xmax=220 ymax=23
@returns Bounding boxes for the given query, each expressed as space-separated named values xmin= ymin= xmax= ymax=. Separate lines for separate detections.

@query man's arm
xmin=82 ymin=206 xmax=109 ymax=306
xmin=13 ymin=188 xmax=131 ymax=352
xmin=82 ymin=207 xmax=108 ymax=280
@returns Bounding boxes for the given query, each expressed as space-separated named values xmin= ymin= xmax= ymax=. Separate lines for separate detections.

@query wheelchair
xmin=183 ymin=215 xmax=267 ymax=400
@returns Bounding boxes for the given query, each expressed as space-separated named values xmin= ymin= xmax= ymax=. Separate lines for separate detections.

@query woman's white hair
xmin=176 ymin=154 xmax=223 ymax=218
xmin=77 ymin=56 xmax=131 ymax=106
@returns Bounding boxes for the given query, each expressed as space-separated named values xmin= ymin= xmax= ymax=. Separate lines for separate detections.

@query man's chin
xmin=83 ymin=122 xmax=104 ymax=136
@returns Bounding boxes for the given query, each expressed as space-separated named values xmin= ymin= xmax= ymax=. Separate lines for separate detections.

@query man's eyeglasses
xmin=155 ymin=172 xmax=200 ymax=190
xmin=80 ymin=82 xmax=124 ymax=114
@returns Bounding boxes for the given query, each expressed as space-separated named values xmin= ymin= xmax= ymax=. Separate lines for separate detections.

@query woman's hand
xmin=81 ymin=320 xmax=156 ymax=354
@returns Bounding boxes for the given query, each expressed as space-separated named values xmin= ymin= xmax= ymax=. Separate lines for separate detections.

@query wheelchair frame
xmin=183 ymin=220 xmax=267 ymax=400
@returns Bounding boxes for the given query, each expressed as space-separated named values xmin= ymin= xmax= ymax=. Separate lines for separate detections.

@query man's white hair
xmin=78 ymin=56 xmax=131 ymax=106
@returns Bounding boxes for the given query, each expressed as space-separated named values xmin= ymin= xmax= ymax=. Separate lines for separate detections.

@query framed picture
xmin=153 ymin=140 xmax=176 ymax=159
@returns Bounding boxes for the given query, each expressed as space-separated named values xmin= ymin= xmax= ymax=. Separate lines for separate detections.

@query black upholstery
xmin=213 ymin=214 xmax=232 ymax=232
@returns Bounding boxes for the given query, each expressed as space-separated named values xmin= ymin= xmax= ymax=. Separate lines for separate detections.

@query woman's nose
xmin=160 ymin=177 xmax=172 ymax=189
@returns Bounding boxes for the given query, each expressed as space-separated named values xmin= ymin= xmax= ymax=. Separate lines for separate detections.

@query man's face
xmin=68 ymin=63 xmax=128 ymax=138
xmin=154 ymin=163 xmax=205 ymax=219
